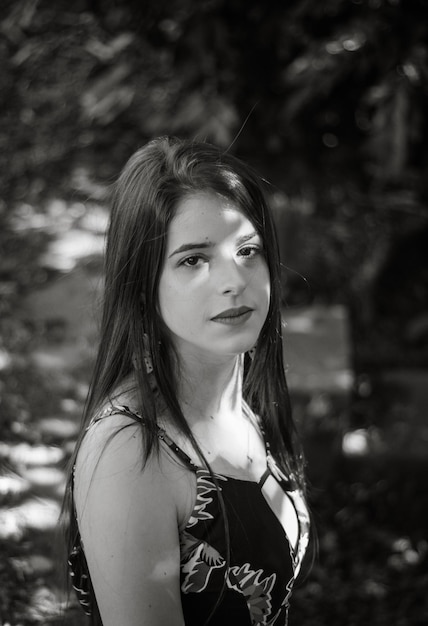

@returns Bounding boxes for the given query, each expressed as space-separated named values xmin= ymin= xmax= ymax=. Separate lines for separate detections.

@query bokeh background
xmin=1 ymin=0 xmax=428 ymax=624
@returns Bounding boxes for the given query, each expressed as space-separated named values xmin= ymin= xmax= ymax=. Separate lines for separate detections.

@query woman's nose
xmin=217 ymin=259 xmax=247 ymax=296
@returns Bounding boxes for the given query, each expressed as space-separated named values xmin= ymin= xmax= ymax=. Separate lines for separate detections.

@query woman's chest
xmin=178 ymin=471 xmax=307 ymax=625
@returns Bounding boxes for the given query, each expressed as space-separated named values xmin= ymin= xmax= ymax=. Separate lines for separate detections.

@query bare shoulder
xmin=74 ymin=375 xmax=145 ymax=497
xmin=73 ymin=401 xmax=189 ymax=519
xmin=74 ymin=406 xmax=142 ymax=503
xmin=73 ymin=404 xmax=190 ymax=626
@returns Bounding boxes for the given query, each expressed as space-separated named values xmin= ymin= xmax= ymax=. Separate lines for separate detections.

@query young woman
xmin=64 ymin=136 xmax=310 ymax=626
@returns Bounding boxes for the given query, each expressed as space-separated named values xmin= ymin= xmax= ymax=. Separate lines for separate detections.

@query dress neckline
xmin=91 ymin=403 xmax=296 ymax=491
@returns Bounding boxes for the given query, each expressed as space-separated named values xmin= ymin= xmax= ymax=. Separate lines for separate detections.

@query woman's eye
xmin=181 ymin=255 xmax=204 ymax=267
xmin=238 ymin=245 xmax=261 ymax=258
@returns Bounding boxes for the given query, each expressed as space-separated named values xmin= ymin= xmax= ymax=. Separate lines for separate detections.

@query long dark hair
xmin=63 ymin=136 xmax=305 ymax=623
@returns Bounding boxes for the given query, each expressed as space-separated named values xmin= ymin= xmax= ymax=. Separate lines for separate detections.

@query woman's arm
xmin=74 ymin=415 xmax=188 ymax=626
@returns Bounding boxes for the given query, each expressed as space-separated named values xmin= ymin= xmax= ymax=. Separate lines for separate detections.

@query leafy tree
xmin=1 ymin=0 xmax=428 ymax=367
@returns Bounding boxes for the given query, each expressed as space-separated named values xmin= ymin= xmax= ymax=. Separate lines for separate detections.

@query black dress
xmin=69 ymin=405 xmax=310 ymax=626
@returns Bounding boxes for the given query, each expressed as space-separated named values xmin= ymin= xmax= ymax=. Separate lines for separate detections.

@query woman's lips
xmin=211 ymin=306 xmax=253 ymax=325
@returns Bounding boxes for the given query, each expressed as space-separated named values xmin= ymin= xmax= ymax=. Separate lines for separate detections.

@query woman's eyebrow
xmin=236 ymin=231 xmax=259 ymax=245
xmin=168 ymin=241 xmax=213 ymax=258
xmin=168 ymin=231 xmax=259 ymax=258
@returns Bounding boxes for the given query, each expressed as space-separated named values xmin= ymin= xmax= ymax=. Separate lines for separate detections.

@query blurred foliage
xmin=1 ymin=0 xmax=428 ymax=370
xmin=1 ymin=2 xmax=428 ymax=624
xmin=292 ymin=455 xmax=428 ymax=625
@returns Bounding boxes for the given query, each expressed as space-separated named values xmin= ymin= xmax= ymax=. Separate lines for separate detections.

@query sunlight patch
xmin=0 ymin=509 xmax=23 ymax=540
xmin=41 ymin=229 xmax=105 ymax=271
xmin=4 ymin=497 xmax=61 ymax=535
xmin=22 ymin=466 xmax=65 ymax=490
xmin=3 ymin=442 xmax=65 ymax=466
xmin=342 ymin=429 xmax=369 ymax=456
xmin=38 ymin=416 xmax=79 ymax=439
xmin=10 ymin=554 xmax=54 ymax=578
xmin=0 ymin=474 xmax=31 ymax=498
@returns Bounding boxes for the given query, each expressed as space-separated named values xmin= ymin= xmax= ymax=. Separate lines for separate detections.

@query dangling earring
xmin=248 ymin=345 xmax=256 ymax=361
xmin=132 ymin=334 xmax=154 ymax=374
xmin=139 ymin=293 xmax=153 ymax=374
xmin=143 ymin=333 xmax=153 ymax=374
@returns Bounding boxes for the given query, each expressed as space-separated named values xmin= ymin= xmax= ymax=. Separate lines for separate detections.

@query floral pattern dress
xmin=69 ymin=405 xmax=310 ymax=626
xmin=178 ymin=462 xmax=309 ymax=626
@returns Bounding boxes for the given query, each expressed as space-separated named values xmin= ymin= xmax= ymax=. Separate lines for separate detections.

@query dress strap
xmin=89 ymin=404 xmax=198 ymax=473
xmin=242 ymin=402 xmax=297 ymax=491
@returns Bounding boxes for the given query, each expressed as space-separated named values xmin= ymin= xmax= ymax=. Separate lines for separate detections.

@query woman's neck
xmin=176 ymin=353 xmax=243 ymax=427
xmin=173 ymin=353 xmax=266 ymax=479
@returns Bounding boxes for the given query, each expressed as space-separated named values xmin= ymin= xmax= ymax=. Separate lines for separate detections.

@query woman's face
xmin=158 ymin=192 xmax=271 ymax=363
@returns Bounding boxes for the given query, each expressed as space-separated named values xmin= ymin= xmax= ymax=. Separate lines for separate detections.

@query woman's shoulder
xmin=71 ymin=398 xmax=191 ymax=626
xmin=73 ymin=391 xmax=195 ymax=523
xmin=74 ymin=379 xmax=145 ymax=487
xmin=79 ymin=392 xmax=142 ymax=457
xmin=74 ymin=401 xmax=143 ymax=498
xmin=80 ymin=375 xmax=144 ymax=439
